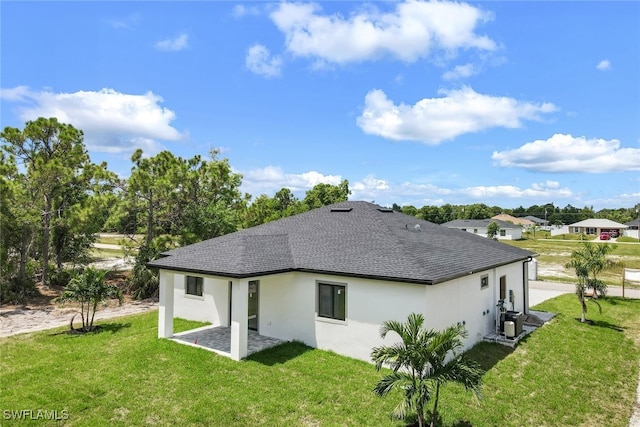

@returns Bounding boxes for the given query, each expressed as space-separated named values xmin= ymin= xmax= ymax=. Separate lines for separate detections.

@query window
xmin=186 ymin=276 xmax=203 ymax=296
xmin=473 ymin=229 xmax=478 ymax=234
xmin=499 ymin=276 xmax=506 ymax=300
xmin=480 ymin=275 xmax=489 ymax=290
xmin=318 ymin=283 xmax=346 ymax=321
xmin=499 ymin=230 xmax=506 ymax=237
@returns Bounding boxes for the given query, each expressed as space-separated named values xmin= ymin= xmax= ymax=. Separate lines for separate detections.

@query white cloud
xmin=246 ymin=44 xmax=283 ymax=78
xmin=2 ymin=86 xmax=184 ymax=155
xmin=155 ymin=33 xmax=189 ymax=52
xmin=242 ymin=166 xmax=342 ymax=195
xmin=596 ymin=59 xmax=611 ymax=71
xmin=109 ymin=13 xmax=141 ymax=29
xmin=492 ymin=133 xmax=640 ymax=173
xmin=442 ymin=63 xmax=480 ymax=80
xmin=461 ymin=182 xmax=573 ymax=200
xmin=357 ymin=86 xmax=557 ymax=144
xmin=232 ymin=4 xmax=261 ymax=18
xmin=269 ymin=1 xmax=496 ymax=65
xmin=0 ymin=85 xmax=30 ymax=101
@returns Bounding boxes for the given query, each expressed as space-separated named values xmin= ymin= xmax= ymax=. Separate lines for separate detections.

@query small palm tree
xmin=565 ymin=241 xmax=617 ymax=322
xmin=371 ymin=313 xmax=483 ymax=427
xmin=57 ymin=267 xmax=122 ymax=332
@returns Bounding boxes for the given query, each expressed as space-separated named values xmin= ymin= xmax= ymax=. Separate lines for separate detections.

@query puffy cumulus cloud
xmin=351 ymin=175 xmax=391 ymax=199
xmin=246 ymin=44 xmax=283 ymax=78
xmin=596 ymin=59 xmax=611 ymax=71
xmin=242 ymin=166 xmax=342 ymax=195
xmin=269 ymin=1 xmax=496 ymax=65
xmin=357 ymin=86 xmax=557 ymax=144
xmin=461 ymin=182 xmax=573 ymax=199
xmin=492 ymin=133 xmax=640 ymax=173
xmin=2 ymin=86 xmax=184 ymax=155
xmin=155 ymin=33 xmax=189 ymax=51
xmin=442 ymin=63 xmax=479 ymax=80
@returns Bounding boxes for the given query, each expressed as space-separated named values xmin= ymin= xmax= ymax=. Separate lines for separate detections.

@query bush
xmin=125 ymin=244 xmax=159 ymax=300
xmin=0 ymin=276 xmax=38 ymax=305
xmin=49 ymin=269 xmax=75 ymax=288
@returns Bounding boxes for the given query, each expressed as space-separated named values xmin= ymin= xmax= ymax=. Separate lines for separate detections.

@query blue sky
xmin=2 ymin=1 xmax=639 ymax=211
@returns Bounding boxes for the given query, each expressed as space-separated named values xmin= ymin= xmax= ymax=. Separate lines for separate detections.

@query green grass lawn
xmin=1 ymin=294 xmax=639 ymax=426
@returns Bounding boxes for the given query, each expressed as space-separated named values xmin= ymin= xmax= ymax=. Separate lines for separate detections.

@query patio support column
xmin=230 ymin=279 xmax=249 ymax=361
xmin=158 ymin=270 xmax=175 ymax=338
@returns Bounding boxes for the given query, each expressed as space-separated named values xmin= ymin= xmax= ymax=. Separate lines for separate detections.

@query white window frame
xmin=185 ymin=275 xmax=204 ymax=299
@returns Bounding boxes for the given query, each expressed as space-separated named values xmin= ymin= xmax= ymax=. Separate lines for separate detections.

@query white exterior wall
xmin=167 ymin=260 xmax=528 ymax=362
xmin=454 ymin=226 xmax=522 ymax=240
xmin=170 ymin=273 xmax=230 ymax=325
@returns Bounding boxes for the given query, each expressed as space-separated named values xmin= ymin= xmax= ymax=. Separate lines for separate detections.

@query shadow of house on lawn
xmin=246 ymin=341 xmax=312 ymax=366
xmin=466 ymin=341 xmax=514 ymax=372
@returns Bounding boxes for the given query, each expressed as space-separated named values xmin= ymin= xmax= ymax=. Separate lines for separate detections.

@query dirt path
xmin=0 ymin=300 xmax=158 ymax=338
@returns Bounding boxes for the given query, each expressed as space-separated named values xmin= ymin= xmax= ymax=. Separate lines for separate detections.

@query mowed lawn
xmin=1 ymin=294 xmax=639 ymax=426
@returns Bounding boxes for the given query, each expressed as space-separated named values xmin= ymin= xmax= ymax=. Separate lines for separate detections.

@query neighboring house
xmin=148 ymin=201 xmax=535 ymax=361
xmin=624 ymin=219 xmax=639 ymax=230
xmin=524 ymin=215 xmax=548 ymax=228
xmin=441 ymin=218 xmax=523 ymax=240
xmin=567 ymin=218 xmax=628 ymax=236
xmin=623 ymin=219 xmax=639 ymax=240
xmin=492 ymin=213 xmax=535 ymax=228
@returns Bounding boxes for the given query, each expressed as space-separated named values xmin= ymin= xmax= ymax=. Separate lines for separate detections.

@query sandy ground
xmin=0 ymin=299 xmax=158 ymax=338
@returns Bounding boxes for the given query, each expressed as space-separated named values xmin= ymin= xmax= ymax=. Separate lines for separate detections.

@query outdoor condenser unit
xmin=504 ymin=321 xmax=516 ymax=339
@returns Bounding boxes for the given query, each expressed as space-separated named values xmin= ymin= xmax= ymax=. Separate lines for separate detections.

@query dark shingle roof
xmin=148 ymin=201 xmax=534 ymax=285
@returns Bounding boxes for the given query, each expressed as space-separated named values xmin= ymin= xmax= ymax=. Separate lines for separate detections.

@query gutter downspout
xmin=523 ymin=256 xmax=533 ymax=314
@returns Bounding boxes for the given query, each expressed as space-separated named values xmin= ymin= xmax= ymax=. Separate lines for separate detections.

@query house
xmin=567 ymin=218 xmax=628 ymax=237
xmin=441 ymin=218 xmax=523 ymax=240
xmin=524 ymin=215 xmax=548 ymax=228
xmin=492 ymin=213 xmax=535 ymax=228
xmin=148 ymin=201 xmax=535 ymax=361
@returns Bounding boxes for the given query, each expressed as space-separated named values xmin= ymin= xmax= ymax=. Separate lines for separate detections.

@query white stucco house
xmin=148 ymin=201 xmax=534 ymax=362
xmin=441 ymin=218 xmax=523 ymax=240
xmin=568 ymin=218 xmax=628 ymax=236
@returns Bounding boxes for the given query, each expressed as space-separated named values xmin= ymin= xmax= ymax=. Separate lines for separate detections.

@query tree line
xmin=1 ymin=118 xmax=637 ymax=302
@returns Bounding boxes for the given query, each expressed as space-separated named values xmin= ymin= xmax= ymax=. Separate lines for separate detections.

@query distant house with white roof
xmin=568 ymin=218 xmax=627 ymax=236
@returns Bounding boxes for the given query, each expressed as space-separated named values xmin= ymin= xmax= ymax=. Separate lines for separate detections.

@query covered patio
xmin=171 ymin=325 xmax=286 ymax=358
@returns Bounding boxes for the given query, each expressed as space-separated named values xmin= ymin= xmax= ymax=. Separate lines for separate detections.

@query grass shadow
xmin=247 ymin=341 xmax=312 ymax=366
xmin=49 ymin=321 xmax=131 ymax=336
xmin=94 ymin=322 xmax=132 ymax=334
xmin=591 ymin=319 xmax=625 ymax=332
xmin=465 ymin=341 xmax=514 ymax=372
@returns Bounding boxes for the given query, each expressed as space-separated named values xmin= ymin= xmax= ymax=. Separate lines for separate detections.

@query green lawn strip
xmin=436 ymin=294 xmax=640 ymax=427
xmin=1 ymin=296 xmax=638 ymax=426
xmin=0 ymin=313 xmax=401 ymax=426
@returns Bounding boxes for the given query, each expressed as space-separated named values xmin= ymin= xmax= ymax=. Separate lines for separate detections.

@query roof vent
xmin=377 ymin=208 xmax=393 ymax=213
xmin=414 ymin=224 xmax=421 ymax=231
xmin=330 ymin=207 xmax=353 ymax=212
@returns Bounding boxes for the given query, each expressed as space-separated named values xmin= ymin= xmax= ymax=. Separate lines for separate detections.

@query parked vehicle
xmin=609 ymin=230 xmax=619 ymax=238
xmin=599 ymin=232 xmax=610 ymax=240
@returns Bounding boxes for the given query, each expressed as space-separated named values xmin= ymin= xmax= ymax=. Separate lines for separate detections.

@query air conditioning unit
xmin=504 ymin=321 xmax=516 ymax=339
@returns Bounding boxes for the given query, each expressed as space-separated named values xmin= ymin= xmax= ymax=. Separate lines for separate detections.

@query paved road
xmin=529 ymin=280 xmax=640 ymax=307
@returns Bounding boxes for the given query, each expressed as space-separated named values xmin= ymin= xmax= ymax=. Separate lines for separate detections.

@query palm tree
xmin=565 ymin=241 xmax=618 ymax=322
xmin=371 ymin=313 xmax=483 ymax=427
xmin=57 ymin=267 xmax=122 ymax=332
